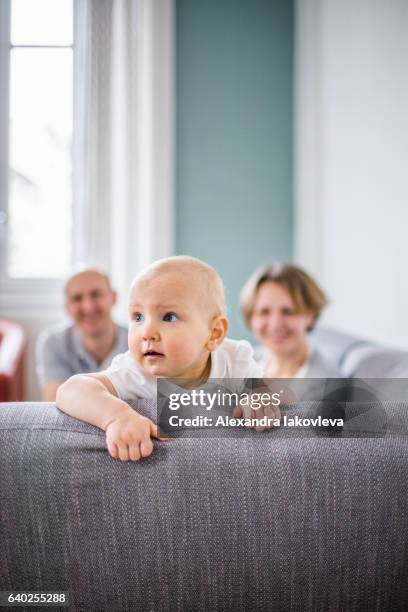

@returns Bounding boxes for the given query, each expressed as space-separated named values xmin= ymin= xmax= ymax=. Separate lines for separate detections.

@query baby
xmin=57 ymin=256 xmax=264 ymax=461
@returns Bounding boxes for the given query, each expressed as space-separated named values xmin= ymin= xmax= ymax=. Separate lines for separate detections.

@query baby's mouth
xmin=143 ymin=350 xmax=165 ymax=360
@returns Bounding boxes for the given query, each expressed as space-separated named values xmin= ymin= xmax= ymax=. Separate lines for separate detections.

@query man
xmin=36 ymin=268 xmax=128 ymax=401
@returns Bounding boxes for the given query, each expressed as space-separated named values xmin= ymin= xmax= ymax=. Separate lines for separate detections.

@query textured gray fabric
xmin=1 ymin=402 xmax=408 ymax=611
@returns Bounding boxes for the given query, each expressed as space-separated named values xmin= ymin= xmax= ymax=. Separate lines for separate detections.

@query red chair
xmin=0 ymin=318 xmax=27 ymax=401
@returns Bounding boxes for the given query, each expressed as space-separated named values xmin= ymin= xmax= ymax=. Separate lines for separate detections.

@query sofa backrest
xmin=311 ymin=327 xmax=408 ymax=378
xmin=342 ymin=344 xmax=408 ymax=378
xmin=1 ymin=401 xmax=408 ymax=611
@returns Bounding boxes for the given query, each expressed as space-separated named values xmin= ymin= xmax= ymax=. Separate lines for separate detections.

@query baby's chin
xmin=137 ymin=354 xmax=207 ymax=380
xmin=139 ymin=359 xmax=175 ymax=378
xmin=141 ymin=364 xmax=168 ymax=377
xmin=140 ymin=363 xmax=196 ymax=381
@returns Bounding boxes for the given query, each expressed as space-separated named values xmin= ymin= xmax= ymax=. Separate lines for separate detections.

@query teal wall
xmin=175 ymin=0 xmax=294 ymax=341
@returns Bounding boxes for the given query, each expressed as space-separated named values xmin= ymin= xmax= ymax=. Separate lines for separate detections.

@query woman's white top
xmin=255 ymin=347 xmax=341 ymax=379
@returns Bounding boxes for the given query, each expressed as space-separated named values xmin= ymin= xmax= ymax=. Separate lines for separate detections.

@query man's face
xmin=65 ymin=272 xmax=117 ymax=337
xmin=128 ymin=270 xmax=212 ymax=379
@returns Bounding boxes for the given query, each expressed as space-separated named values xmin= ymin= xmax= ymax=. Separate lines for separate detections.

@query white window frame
xmin=0 ymin=0 xmax=87 ymax=306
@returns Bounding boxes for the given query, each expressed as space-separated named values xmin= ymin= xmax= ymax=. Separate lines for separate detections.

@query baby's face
xmin=128 ymin=270 xmax=213 ymax=379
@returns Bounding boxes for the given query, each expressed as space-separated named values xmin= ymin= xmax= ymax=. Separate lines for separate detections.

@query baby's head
xmin=128 ymin=256 xmax=228 ymax=380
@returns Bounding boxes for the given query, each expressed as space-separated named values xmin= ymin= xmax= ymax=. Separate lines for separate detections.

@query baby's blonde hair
xmin=131 ymin=255 xmax=227 ymax=317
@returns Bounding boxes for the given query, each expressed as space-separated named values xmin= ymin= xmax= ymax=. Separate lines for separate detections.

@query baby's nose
xmin=142 ymin=320 xmax=160 ymax=340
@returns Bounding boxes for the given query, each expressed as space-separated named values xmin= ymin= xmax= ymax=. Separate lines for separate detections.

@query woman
xmin=240 ymin=263 xmax=338 ymax=378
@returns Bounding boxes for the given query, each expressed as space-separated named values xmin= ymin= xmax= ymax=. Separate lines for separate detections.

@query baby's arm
xmin=56 ymin=374 xmax=159 ymax=461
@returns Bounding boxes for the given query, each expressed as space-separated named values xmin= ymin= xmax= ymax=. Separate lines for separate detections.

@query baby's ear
xmin=206 ymin=316 xmax=228 ymax=351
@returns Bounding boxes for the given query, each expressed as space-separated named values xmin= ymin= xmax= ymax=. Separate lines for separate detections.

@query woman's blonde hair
xmin=240 ymin=263 xmax=328 ymax=330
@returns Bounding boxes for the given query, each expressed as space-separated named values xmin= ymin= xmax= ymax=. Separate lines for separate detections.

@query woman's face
xmin=250 ymin=281 xmax=314 ymax=357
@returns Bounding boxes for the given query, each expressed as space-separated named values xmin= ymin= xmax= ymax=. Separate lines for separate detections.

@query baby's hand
xmin=105 ymin=412 xmax=160 ymax=461
xmin=233 ymin=386 xmax=281 ymax=432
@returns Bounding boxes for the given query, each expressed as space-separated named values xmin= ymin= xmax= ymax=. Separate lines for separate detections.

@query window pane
xmin=9 ymin=48 xmax=73 ymax=278
xmin=11 ymin=0 xmax=73 ymax=46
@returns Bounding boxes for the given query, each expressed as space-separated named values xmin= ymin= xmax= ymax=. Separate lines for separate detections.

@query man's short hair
xmin=63 ymin=264 xmax=113 ymax=295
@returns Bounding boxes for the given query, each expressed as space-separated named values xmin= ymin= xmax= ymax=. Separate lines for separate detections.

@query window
xmin=0 ymin=0 xmax=74 ymax=284
xmin=0 ymin=0 xmax=174 ymax=306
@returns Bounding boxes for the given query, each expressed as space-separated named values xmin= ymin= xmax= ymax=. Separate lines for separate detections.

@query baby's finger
xmin=128 ymin=443 xmax=141 ymax=462
xmin=117 ymin=443 xmax=130 ymax=462
xmin=150 ymin=420 xmax=170 ymax=441
xmin=264 ymin=405 xmax=280 ymax=427
xmin=253 ymin=408 xmax=266 ymax=432
xmin=242 ymin=405 xmax=253 ymax=427
xmin=107 ymin=440 xmax=119 ymax=459
xmin=149 ymin=421 xmax=159 ymax=438
xmin=233 ymin=405 xmax=243 ymax=418
xmin=140 ymin=438 xmax=154 ymax=458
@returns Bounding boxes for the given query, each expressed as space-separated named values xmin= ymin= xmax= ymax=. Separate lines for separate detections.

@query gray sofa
xmin=310 ymin=326 xmax=408 ymax=378
xmin=1 ymin=329 xmax=408 ymax=611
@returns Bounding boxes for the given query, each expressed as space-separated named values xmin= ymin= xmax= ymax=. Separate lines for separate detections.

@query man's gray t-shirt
xmin=36 ymin=322 xmax=129 ymax=387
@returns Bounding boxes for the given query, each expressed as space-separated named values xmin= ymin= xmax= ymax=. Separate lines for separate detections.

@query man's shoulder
xmin=115 ymin=322 xmax=128 ymax=334
xmin=37 ymin=321 xmax=74 ymax=349
xmin=36 ymin=321 xmax=77 ymax=385
xmin=114 ymin=323 xmax=129 ymax=348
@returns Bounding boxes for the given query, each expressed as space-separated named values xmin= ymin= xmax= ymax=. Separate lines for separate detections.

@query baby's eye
xmin=133 ymin=312 xmax=144 ymax=322
xmin=163 ymin=312 xmax=178 ymax=322
xmin=282 ymin=308 xmax=295 ymax=316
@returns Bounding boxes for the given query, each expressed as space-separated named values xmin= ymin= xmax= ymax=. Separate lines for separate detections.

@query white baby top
xmin=104 ymin=338 xmax=262 ymax=400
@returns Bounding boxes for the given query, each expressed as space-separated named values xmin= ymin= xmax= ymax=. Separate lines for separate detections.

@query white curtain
xmin=74 ymin=0 xmax=174 ymax=320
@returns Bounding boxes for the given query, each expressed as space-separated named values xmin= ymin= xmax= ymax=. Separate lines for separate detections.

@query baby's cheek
xmin=166 ymin=338 xmax=196 ymax=363
xmin=129 ymin=348 xmax=142 ymax=367
xmin=128 ymin=334 xmax=142 ymax=362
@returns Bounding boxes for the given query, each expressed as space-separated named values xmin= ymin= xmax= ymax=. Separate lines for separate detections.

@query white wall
xmin=296 ymin=0 xmax=408 ymax=348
